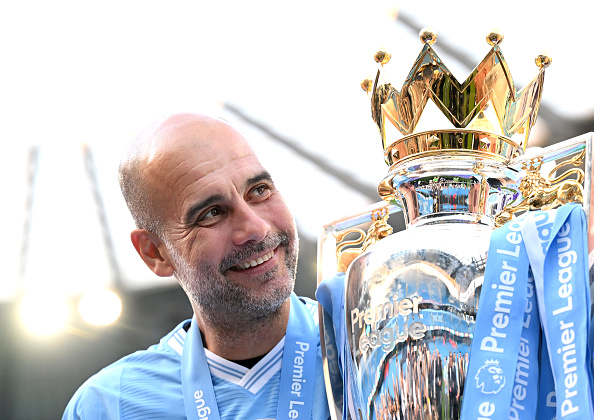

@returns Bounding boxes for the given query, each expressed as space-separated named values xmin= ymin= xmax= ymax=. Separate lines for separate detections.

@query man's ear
xmin=130 ymin=229 xmax=175 ymax=277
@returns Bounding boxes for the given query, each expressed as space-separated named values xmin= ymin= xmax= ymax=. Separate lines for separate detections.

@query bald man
xmin=63 ymin=114 xmax=330 ymax=420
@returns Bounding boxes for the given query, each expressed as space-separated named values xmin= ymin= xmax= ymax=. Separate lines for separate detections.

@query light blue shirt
xmin=63 ymin=296 xmax=330 ymax=420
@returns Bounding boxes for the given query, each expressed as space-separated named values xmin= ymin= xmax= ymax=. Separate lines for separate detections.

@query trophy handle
xmin=498 ymin=133 xmax=593 ymax=226
xmin=334 ymin=208 xmax=394 ymax=273
xmin=317 ymin=202 xmax=401 ymax=420
xmin=508 ymin=133 xmax=592 ymax=205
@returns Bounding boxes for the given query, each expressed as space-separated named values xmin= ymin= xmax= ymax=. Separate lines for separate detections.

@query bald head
xmin=119 ymin=113 xmax=253 ymax=237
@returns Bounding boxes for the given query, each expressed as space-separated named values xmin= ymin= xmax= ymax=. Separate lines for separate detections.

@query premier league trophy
xmin=316 ymin=29 xmax=594 ymax=420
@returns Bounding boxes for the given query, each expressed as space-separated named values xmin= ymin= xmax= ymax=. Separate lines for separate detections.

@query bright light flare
xmin=78 ymin=290 xmax=122 ymax=325
xmin=20 ymin=294 xmax=69 ymax=336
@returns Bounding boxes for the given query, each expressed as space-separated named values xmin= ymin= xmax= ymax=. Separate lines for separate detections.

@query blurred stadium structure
xmin=1 ymin=2 xmax=593 ymax=418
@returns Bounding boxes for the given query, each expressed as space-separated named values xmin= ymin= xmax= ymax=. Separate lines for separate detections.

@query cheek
xmin=178 ymin=232 xmax=224 ymax=266
xmin=270 ymin=202 xmax=296 ymax=234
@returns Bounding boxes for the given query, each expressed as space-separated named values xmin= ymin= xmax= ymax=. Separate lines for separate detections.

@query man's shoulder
xmin=85 ymin=318 xmax=190 ymax=385
xmin=62 ymin=320 xmax=191 ymax=419
xmin=107 ymin=318 xmax=189 ymax=372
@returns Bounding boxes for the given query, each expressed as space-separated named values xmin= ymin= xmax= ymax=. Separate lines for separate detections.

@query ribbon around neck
xmin=181 ymin=293 xmax=318 ymax=420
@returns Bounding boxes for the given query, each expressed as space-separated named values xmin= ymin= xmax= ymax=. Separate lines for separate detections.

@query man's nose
xmin=231 ymin=202 xmax=269 ymax=245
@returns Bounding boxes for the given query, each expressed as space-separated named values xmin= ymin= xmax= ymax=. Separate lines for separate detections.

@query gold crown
xmin=363 ymin=28 xmax=551 ymax=167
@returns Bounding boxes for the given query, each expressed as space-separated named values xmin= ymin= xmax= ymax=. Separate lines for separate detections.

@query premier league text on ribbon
xmin=288 ymin=341 xmax=311 ymax=419
xmin=472 ymin=220 xmax=527 ymax=420
xmin=193 ymin=390 xmax=212 ymax=419
xmin=480 ymin=222 xmax=523 ymax=355
xmin=551 ymin=221 xmax=581 ymax=416
xmin=509 ymin=272 xmax=537 ymax=420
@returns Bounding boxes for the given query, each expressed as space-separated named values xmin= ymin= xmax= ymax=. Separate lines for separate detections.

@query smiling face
xmin=139 ymin=114 xmax=298 ymax=328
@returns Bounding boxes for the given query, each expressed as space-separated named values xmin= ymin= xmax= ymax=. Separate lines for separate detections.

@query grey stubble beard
xmin=168 ymin=231 xmax=298 ymax=338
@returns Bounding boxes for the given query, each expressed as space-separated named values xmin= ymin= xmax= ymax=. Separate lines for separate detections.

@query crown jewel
xmin=364 ymin=28 xmax=551 ymax=167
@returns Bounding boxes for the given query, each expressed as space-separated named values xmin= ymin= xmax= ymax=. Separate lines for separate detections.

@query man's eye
xmin=252 ymin=184 xmax=271 ymax=198
xmin=200 ymin=207 xmax=222 ymax=222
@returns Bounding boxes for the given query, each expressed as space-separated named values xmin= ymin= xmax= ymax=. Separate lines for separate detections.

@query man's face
xmin=149 ymin=119 xmax=298 ymax=327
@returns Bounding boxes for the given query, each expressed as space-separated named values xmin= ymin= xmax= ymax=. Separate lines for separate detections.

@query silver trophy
xmin=317 ymin=29 xmax=593 ymax=420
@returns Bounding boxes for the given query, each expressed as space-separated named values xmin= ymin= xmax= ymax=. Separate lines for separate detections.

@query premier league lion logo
xmin=475 ymin=359 xmax=505 ymax=394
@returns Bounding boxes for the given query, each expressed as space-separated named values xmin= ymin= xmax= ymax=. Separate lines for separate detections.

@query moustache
xmin=219 ymin=232 xmax=291 ymax=273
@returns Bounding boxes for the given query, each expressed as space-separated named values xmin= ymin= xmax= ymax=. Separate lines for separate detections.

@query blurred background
xmin=1 ymin=1 xmax=593 ymax=418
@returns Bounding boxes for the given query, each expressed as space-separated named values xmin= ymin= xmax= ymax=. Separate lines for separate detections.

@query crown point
xmin=419 ymin=28 xmax=437 ymax=45
xmin=374 ymin=51 xmax=391 ymax=65
xmin=486 ymin=31 xmax=504 ymax=46
xmin=361 ymin=79 xmax=373 ymax=93
xmin=535 ymin=54 xmax=552 ymax=68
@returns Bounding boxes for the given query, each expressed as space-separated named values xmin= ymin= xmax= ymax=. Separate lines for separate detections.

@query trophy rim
xmin=383 ymin=129 xmax=522 ymax=168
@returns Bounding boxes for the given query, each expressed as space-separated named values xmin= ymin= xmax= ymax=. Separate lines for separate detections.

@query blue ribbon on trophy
xmin=317 ymin=272 xmax=358 ymax=419
xmin=461 ymin=203 xmax=594 ymax=419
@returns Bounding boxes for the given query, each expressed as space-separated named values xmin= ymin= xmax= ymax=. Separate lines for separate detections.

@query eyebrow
xmin=183 ymin=194 xmax=225 ymax=225
xmin=183 ymin=171 xmax=274 ymax=225
xmin=246 ymin=171 xmax=273 ymax=187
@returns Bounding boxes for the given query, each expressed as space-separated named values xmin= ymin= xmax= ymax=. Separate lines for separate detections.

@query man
xmin=63 ymin=113 xmax=330 ymax=419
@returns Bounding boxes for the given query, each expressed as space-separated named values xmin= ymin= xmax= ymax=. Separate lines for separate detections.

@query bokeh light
xmin=78 ymin=290 xmax=122 ymax=326
xmin=19 ymin=294 xmax=69 ymax=336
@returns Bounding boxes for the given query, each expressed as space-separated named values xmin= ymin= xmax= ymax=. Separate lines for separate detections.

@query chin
xmin=247 ymin=276 xmax=294 ymax=314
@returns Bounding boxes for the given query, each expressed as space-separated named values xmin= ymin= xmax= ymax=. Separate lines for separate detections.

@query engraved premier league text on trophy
xmin=316 ymin=29 xmax=594 ymax=420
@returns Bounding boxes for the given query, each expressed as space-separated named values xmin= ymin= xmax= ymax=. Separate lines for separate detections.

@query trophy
xmin=317 ymin=28 xmax=594 ymax=420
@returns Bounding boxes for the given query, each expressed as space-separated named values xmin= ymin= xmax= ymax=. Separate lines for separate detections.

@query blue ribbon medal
xmin=462 ymin=203 xmax=594 ymax=419
xmin=461 ymin=218 xmax=531 ymax=419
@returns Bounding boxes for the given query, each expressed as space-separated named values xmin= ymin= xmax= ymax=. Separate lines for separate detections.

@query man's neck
xmin=194 ymin=299 xmax=291 ymax=361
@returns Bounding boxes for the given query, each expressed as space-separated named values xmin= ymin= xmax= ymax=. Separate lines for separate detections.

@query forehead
xmin=144 ymin=117 xmax=266 ymax=217
xmin=163 ymin=141 xmax=263 ymax=195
